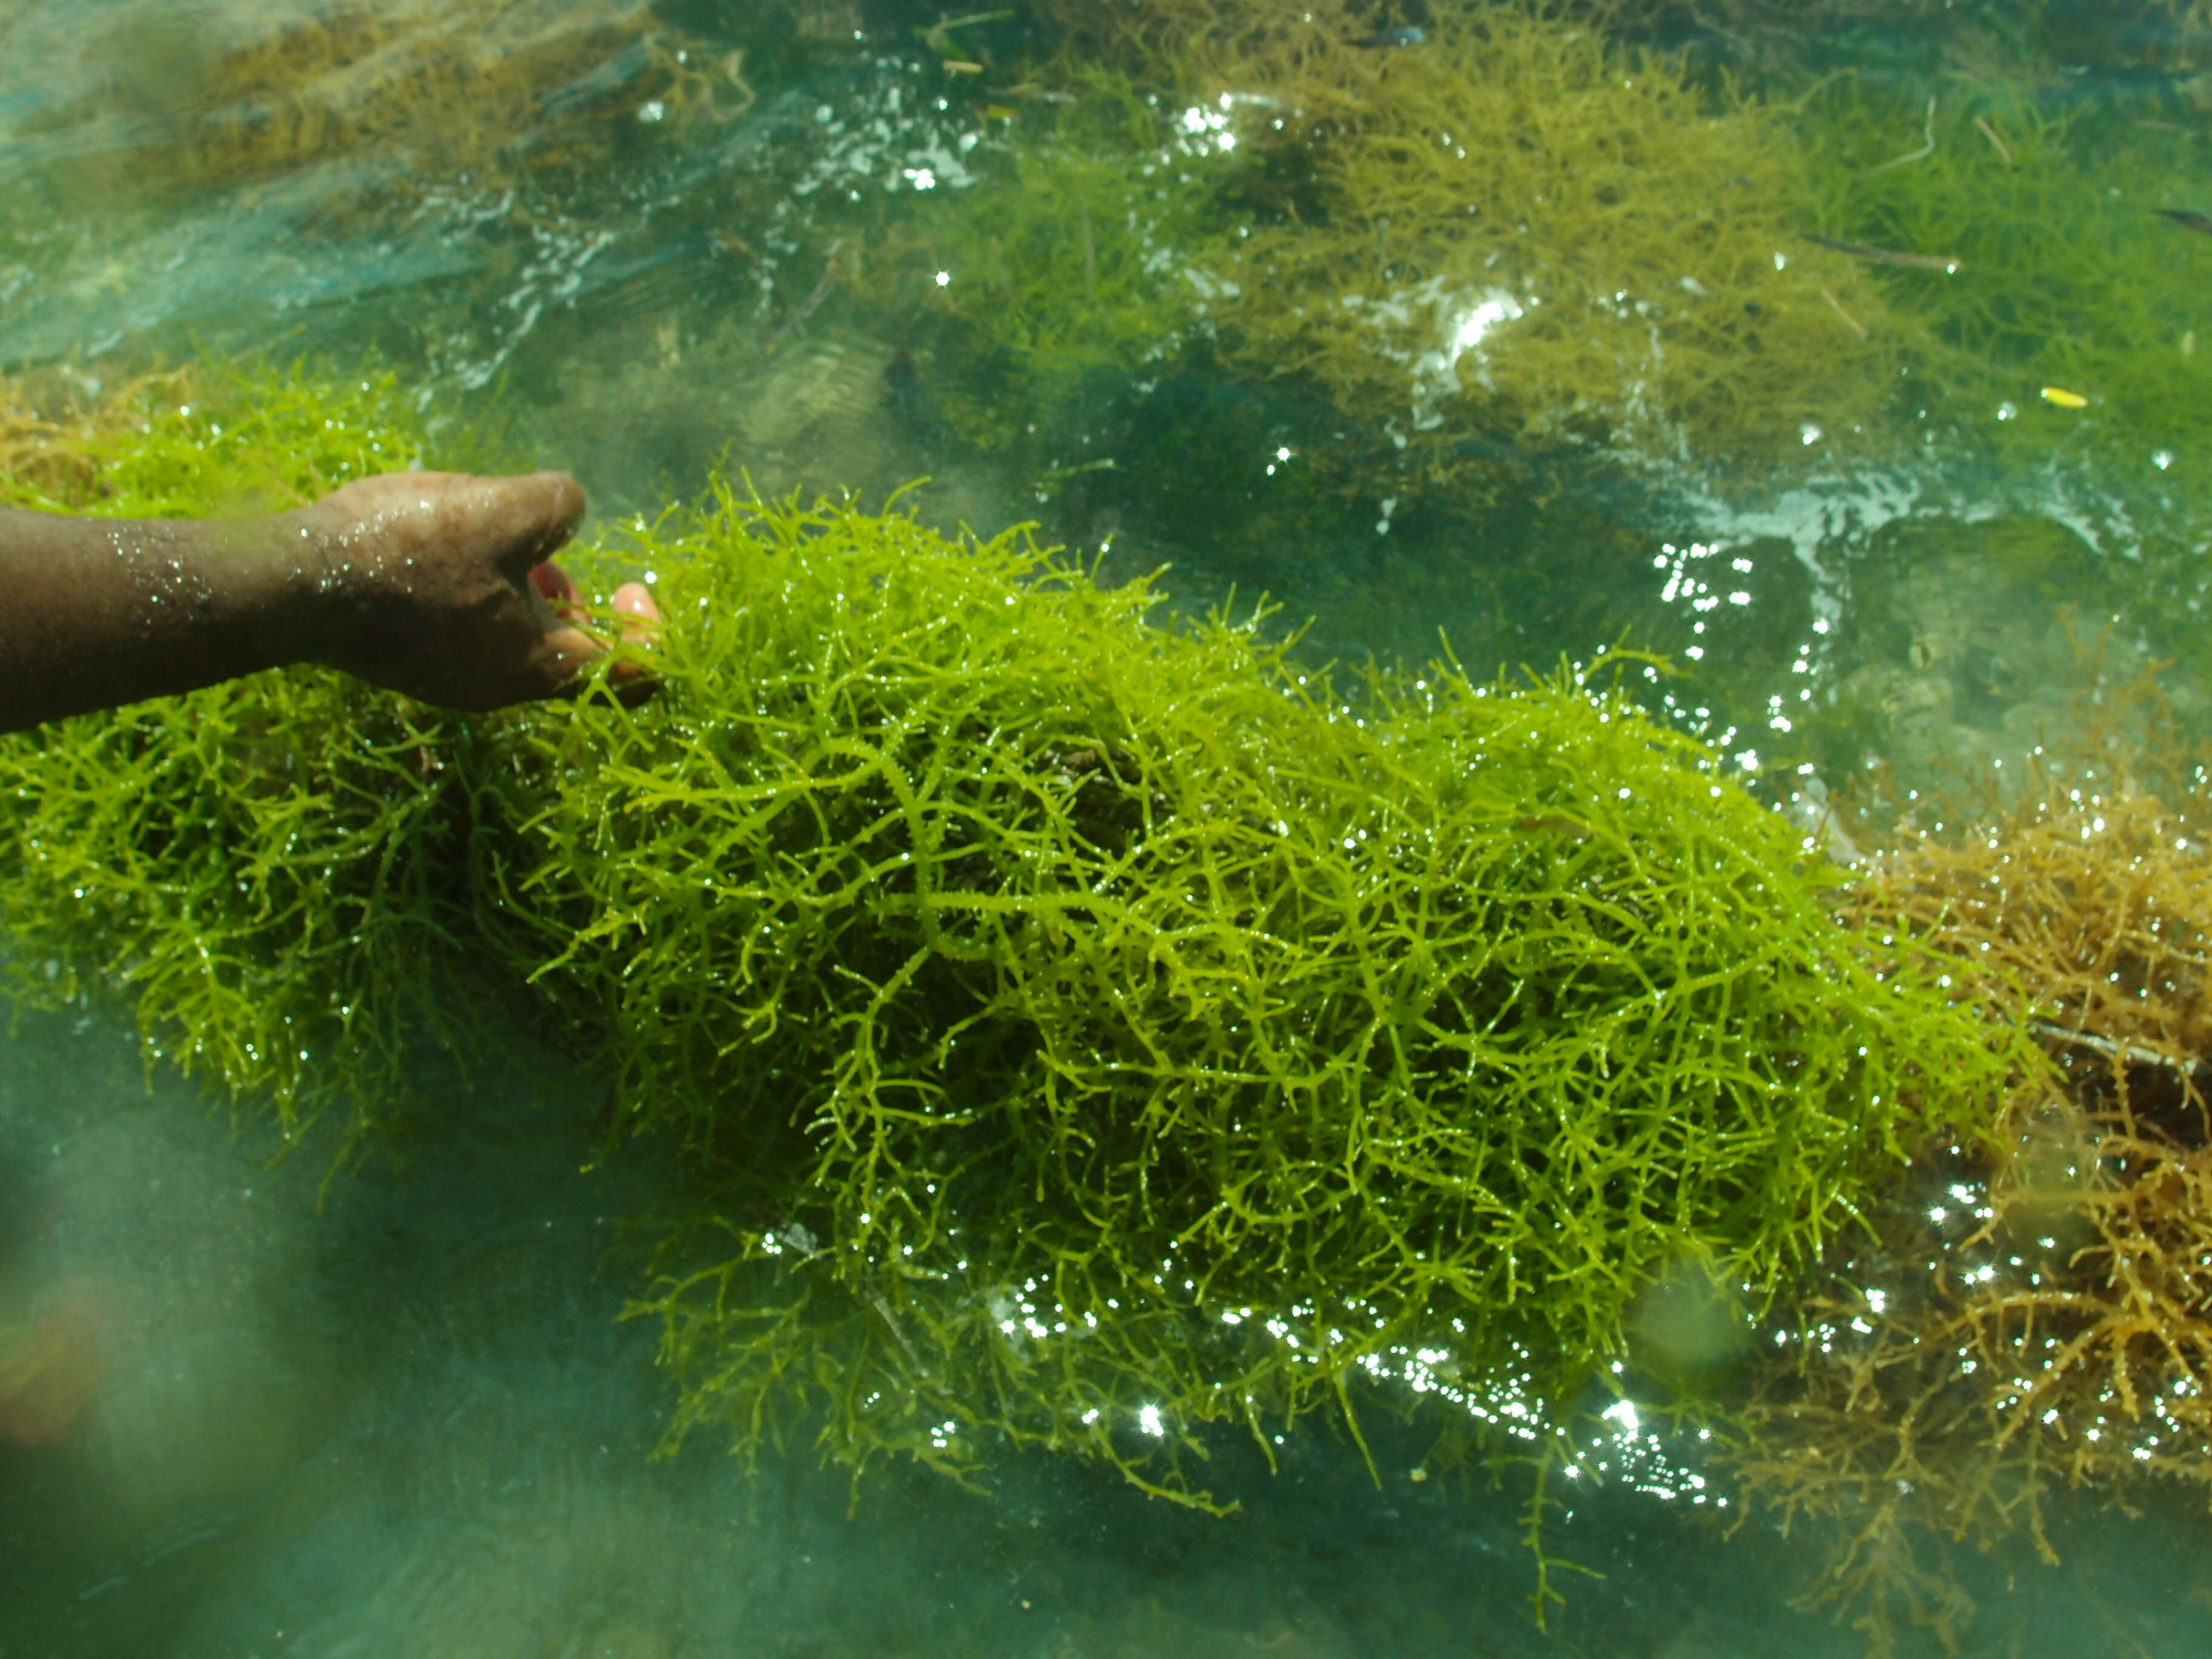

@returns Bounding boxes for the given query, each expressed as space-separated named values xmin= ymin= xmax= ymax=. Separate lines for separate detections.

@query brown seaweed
xmin=1724 ymin=750 xmax=2212 ymax=1652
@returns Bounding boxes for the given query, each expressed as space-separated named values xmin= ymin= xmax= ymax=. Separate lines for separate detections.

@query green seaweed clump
xmin=0 ymin=363 xmax=2022 ymax=1510
xmin=1785 ymin=79 xmax=2212 ymax=692
xmin=11 ymin=0 xmax=734 ymax=211
xmin=509 ymin=486 xmax=2017 ymax=1499
xmin=1801 ymin=81 xmax=2212 ymax=488
xmin=853 ymin=79 xmax=1236 ymax=455
xmin=872 ymin=2 xmax=1902 ymax=510
xmin=1035 ymin=1 xmax=1902 ymax=495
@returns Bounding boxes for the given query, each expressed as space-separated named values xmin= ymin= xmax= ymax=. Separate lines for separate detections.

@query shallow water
xmin=8 ymin=996 xmax=2212 ymax=1659
xmin=4 ymin=2 xmax=2212 ymax=1654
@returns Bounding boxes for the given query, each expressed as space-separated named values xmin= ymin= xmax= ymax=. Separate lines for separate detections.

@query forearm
xmin=0 ymin=471 xmax=629 ymax=731
xmin=0 ymin=507 xmax=328 ymax=732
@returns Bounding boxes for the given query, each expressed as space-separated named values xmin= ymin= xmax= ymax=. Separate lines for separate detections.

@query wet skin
xmin=0 ymin=470 xmax=660 ymax=732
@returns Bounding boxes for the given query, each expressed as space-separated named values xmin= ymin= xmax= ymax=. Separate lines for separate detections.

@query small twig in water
xmin=2031 ymin=1022 xmax=2200 ymax=1076
xmin=870 ymin=1290 xmax=931 ymax=1377
xmin=986 ymin=82 xmax=1077 ymax=104
xmin=1869 ymin=96 xmax=1938 ymax=173
xmin=2156 ymin=207 xmax=2212 ymax=238
xmin=1820 ymin=286 xmax=1868 ymax=338
xmin=1805 ymin=233 xmax=1960 ymax=273
xmin=1974 ymin=115 xmax=2013 ymax=166
xmin=919 ymin=10 xmax=1013 ymax=56
xmin=1080 ymin=199 xmax=1096 ymax=301
xmin=712 ymin=228 xmax=762 ymax=264
xmin=767 ymin=238 xmax=843 ymax=353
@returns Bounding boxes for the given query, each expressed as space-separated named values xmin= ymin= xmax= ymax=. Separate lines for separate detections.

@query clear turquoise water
xmin=3 ymin=4 xmax=2211 ymax=1654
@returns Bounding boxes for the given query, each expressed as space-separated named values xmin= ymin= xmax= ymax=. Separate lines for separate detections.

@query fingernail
xmin=532 ymin=560 xmax=581 ymax=603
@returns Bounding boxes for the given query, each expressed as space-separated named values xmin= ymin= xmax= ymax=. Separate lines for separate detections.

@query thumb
xmin=489 ymin=471 xmax=590 ymax=582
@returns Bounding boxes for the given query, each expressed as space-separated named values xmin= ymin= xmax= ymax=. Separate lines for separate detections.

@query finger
xmin=538 ymin=622 xmax=605 ymax=687
xmin=532 ymin=559 xmax=581 ymax=605
xmin=598 ymin=583 xmax=663 ymax=700
xmin=611 ymin=580 xmax=662 ymax=631
xmin=491 ymin=472 xmax=589 ymax=582
xmin=532 ymin=558 xmax=589 ymax=622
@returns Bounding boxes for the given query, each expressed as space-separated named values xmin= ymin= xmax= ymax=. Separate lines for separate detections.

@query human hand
xmin=287 ymin=470 xmax=662 ymax=711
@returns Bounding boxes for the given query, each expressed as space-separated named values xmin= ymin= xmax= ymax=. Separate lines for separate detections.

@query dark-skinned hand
xmin=290 ymin=470 xmax=661 ymax=709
